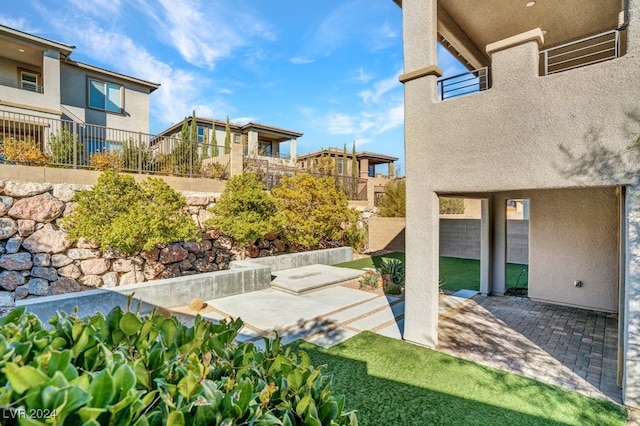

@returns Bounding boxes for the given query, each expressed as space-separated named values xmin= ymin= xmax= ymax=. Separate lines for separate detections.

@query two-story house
xmin=0 ymin=24 xmax=159 ymax=160
xmin=395 ymin=0 xmax=640 ymax=407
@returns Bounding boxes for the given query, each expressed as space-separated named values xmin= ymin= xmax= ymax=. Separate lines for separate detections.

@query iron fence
xmin=437 ymin=67 xmax=490 ymax=101
xmin=0 ymin=110 xmax=230 ymax=179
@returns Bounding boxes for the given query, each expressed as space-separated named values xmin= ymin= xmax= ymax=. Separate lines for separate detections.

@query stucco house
xmin=0 ymin=24 xmax=159 ymax=161
xmin=394 ymin=0 xmax=640 ymax=407
xmin=297 ymin=147 xmax=398 ymax=206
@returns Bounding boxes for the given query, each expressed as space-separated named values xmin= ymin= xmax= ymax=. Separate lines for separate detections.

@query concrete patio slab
xmin=451 ymin=289 xmax=480 ymax=299
xmin=270 ymin=264 xmax=363 ymax=294
xmin=304 ymin=327 xmax=359 ymax=348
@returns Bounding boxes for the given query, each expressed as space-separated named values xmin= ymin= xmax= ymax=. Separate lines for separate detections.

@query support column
xmin=290 ymin=138 xmax=297 ymax=162
xmin=624 ymin=184 xmax=640 ymax=408
xmin=490 ymin=194 xmax=507 ymax=295
xmin=480 ymin=198 xmax=491 ymax=295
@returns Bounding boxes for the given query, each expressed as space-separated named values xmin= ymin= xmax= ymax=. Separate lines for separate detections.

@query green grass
xmin=294 ymin=333 xmax=627 ymax=426
xmin=335 ymin=252 xmax=529 ymax=293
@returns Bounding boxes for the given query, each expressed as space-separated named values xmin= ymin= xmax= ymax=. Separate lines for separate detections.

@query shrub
xmin=47 ymin=128 xmax=84 ymax=166
xmin=0 ymin=302 xmax=357 ymax=425
xmin=121 ymin=138 xmax=154 ymax=172
xmin=359 ymin=271 xmax=381 ymax=289
xmin=379 ymin=258 xmax=405 ymax=287
xmin=439 ymin=197 xmax=465 ymax=214
xmin=0 ymin=137 xmax=49 ymax=165
xmin=343 ymin=212 xmax=366 ymax=253
xmin=378 ymin=178 xmax=405 ymax=217
xmin=62 ymin=170 xmax=199 ymax=254
xmin=89 ymin=151 xmax=123 ymax=171
xmin=206 ymin=172 xmax=276 ymax=254
xmin=384 ymin=283 xmax=402 ymax=295
xmin=271 ymin=174 xmax=356 ymax=249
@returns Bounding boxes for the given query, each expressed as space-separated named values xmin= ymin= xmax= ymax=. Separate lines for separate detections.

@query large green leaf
xmin=120 ymin=312 xmax=143 ymax=337
xmin=4 ymin=363 xmax=49 ymax=394
xmin=89 ymin=369 xmax=115 ymax=408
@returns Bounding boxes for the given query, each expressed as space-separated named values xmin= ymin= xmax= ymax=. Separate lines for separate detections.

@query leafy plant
xmin=439 ymin=197 xmax=465 ymax=214
xmin=379 ymin=258 xmax=405 ymax=287
xmin=383 ymin=283 xmax=402 ymax=295
xmin=0 ymin=301 xmax=357 ymax=425
xmin=47 ymin=128 xmax=84 ymax=166
xmin=121 ymin=138 xmax=154 ymax=173
xmin=206 ymin=172 xmax=276 ymax=256
xmin=343 ymin=213 xmax=366 ymax=253
xmin=89 ymin=151 xmax=123 ymax=171
xmin=0 ymin=137 xmax=49 ymax=165
xmin=62 ymin=170 xmax=199 ymax=254
xmin=359 ymin=271 xmax=381 ymax=289
xmin=378 ymin=178 xmax=405 ymax=217
xmin=271 ymin=173 xmax=357 ymax=249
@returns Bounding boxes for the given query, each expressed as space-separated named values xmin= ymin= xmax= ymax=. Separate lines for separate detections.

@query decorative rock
xmin=186 ymin=196 xmax=210 ymax=206
xmin=259 ymin=249 xmax=272 ymax=257
xmin=157 ymin=264 xmax=180 ymax=280
xmin=31 ymin=266 xmax=58 ymax=282
xmin=23 ymin=224 xmax=72 ymax=253
xmin=0 ymin=217 xmax=17 ymax=239
xmin=4 ymin=237 xmax=22 ymax=253
xmin=50 ymin=277 xmax=82 ymax=295
xmin=0 ymin=203 xmax=7 ymax=217
xmin=0 ymin=252 xmax=32 ymax=270
xmin=33 ymin=253 xmax=51 ymax=267
xmin=159 ymin=244 xmax=188 ymax=264
xmin=183 ymin=241 xmax=201 ymax=253
xmin=3 ymin=181 xmax=52 ymax=197
xmin=80 ymin=275 xmax=103 ymax=288
xmin=14 ymin=285 xmax=29 ymax=300
xmin=213 ymin=236 xmax=233 ymax=250
xmin=202 ymin=229 xmax=220 ymax=240
xmin=188 ymin=298 xmax=207 ymax=311
xmin=58 ymin=263 xmax=82 ymax=279
xmin=200 ymin=239 xmax=212 ymax=251
xmin=119 ymin=270 xmax=145 ymax=285
xmin=0 ymin=195 xmax=13 ymax=208
xmin=52 ymin=184 xmax=77 ymax=202
xmin=17 ymin=219 xmax=36 ymax=237
xmin=76 ymin=238 xmax=100 ymax=249
xmin=193 ymin=259 xmax=217 ymax=272
xmin=264 ymin=233 xmax=278 ymax=241
xmin=273 ymin=239 xmax=286 ymax=253
xmin=141 ymin=248 xmax=159 ymax=262
xmin=80 ymin=258 xmax=110 ymax=276
xmin=67 ymin=248 xmax=100 ymax=260
xmin=28 ymin=278 xmax=49 ymax=296
xmin=179 ymin=260 xmax=193 ymax=270
xmin=51 ymin=254 xmax=73 ymax=267
xmin=0 ymin=271 xmax=25 ymax=291
xmin=246 ymin=245 xmax=259 ymax=258
xmin=0 ymin=292 xmax=15 ymax=316
xmin=258 ymin=239 xmax=270 ymax=250
xmin=112 ymin=259 xmax=133 ymax=272
xmin=102 ymin=272 xmax=119 ymax=288
xmin=8 ymin=193 xmax=64 ymax=223
xmin=143 ymin=260 xmax=165 ymax=280
xmin=203 ymin=251 xmax=216 ymax=263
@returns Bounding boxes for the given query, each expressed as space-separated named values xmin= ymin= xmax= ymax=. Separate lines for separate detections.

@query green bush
xmin=47 ymin=128 xmax=84 ymax=166
xmin=383 ymin=283 xmax=402 ymax=295
xmin=378 ymin=179 xmax=405 ymax=217
xmin=0 ymin=303 xmax=357 ymax=425
xmin=62 ymin=170 xmax=199 ymax=254
xmin=379 ymin=258 xmax=405 ymax=287
xmin=206 ymin=172 xmax=276 ymax=254
xmin=342 ymin=211 xmax=366 ymax=254
xmin=439 ymin=197 xmax=465 ymax=214
xmin=359 ymin=271 xmax=381 ymax=289
xmin=271 ymin=174 xmax=357 ymax=249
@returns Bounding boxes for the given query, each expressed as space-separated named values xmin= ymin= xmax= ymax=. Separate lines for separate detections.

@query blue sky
xmin=0 ymin=0 xmax=464 ymax=173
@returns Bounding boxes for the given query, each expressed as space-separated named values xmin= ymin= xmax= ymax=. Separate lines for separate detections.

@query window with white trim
xmin=88 ymin=79 xmax=123 ymax=113
xmin=20 ymin=70 xmax=39 ymax=92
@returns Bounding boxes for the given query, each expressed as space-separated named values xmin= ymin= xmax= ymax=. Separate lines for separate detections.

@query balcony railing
xmin=437 ymin=67 xmax=490 ymax=101
xmin=540 ymin=28 xmax=625 ymax=76
xmin=0 ymin=76 xmax=44 ymax=93
xmin=0 ymin=110 xmax=230 ymax=179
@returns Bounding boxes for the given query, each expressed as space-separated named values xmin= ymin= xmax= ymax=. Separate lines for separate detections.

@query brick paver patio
xmin=437 ymin=295 xmax=621 ymax=403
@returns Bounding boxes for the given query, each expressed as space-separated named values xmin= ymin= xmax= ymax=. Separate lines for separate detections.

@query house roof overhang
xmin=64 ymin=60 xmax=160 ymax=92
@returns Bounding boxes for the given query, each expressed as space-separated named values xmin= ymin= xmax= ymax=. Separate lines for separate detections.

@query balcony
xmin=0 ymin=76 xmax=44 ymax=94
xmin=438 ymin=67 xmax=491 ymax=101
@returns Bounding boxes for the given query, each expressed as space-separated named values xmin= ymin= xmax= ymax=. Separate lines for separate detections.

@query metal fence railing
xmin=0 ymin=76 xmax=44 ymax=94
xmin=437 ymin=67 xmax=490 ymax=101
xmin=244 ymin=158 xmax=368 ymax=201
xmin=540 ymin=29 xmax=625 ymax=76
xmin=0 ymin=110 xmax=230 ymax=179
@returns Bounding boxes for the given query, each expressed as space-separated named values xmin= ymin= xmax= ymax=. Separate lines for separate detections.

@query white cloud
xmin=354 ymin=137 xmax=372 ymax=146
xmin=0 ymin=15 xmax=32 ymax=31
xmin=67 ymin=0 xmax=122 ymax=16
xmin=231 ymin=116 xmax=257 ymax=124
xmin=289 ymin=56 xmax=315 ymax=65
xmin=359 ymin=69 xmax=401 ymax=104
xmin=351 ymin=68 xmax=374 ymax=84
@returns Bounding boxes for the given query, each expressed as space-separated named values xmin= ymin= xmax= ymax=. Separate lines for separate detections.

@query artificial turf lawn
xmin=335 ymin=252 xmax=529 ymax=293
xmin=294 ymin=333 xmax=627 ymax=426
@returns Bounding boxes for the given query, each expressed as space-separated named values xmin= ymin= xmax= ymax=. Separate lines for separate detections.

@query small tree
xmin=271 ymin=173 xmax=355 ymax=248
xmin=62 ymin=170 xmax=199 ymax=254
xmin=378 ymin=178 xmax=406 ymax=217
xmin=172 ymin=114 xmax=200 ymax=176
xmin=211 ymin=126 xmax=219 ymax=157
xmin=47 ymin=127 xmax=84 ymax=166
xmin=206 ymin=172 xmax=276 ymax=256
xmin=440 ymin=197 xmax=466 ymax=214
xmin=351 ymin=141 xmax=358 ymax=196
xmin=224 ymin=115 xmax=231 ymax=154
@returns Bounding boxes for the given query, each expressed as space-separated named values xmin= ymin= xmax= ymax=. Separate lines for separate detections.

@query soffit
xmin=0 ymin=39 xmax=43 ymax=67
xmin=438 ymin=0 xmax=621 ymax=66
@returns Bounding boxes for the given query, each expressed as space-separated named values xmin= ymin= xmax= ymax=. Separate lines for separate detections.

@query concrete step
xmin=270 ymin=264 xmax=364 ymax=295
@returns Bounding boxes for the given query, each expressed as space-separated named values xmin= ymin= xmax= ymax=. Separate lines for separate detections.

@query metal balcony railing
xmin=540 ymin=28 xmax=625 ymax=76
xmin=437 ymin=67 xmax=490 ymax=101
xmin=0 ymin=76 xmax=44 ymax=93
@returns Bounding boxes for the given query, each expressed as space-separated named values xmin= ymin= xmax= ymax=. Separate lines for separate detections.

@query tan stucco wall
xmin=367 ymin=217 xmax=406 ymax=252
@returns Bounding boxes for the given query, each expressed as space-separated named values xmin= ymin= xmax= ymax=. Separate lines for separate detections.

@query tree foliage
xmin=62 ymin=170 xmax=199 ymax=254
xmin=47 ymin=127 xmax=84 ymax=165
xmin=211 ymin=126 xmax=219 ymax=157
xmin=206 ymin=172 xmax=276 ymax=250
xmin=439 ymin=197 xmax=466 ymax=214
xmin=271 ymin=173 xmax=356 ymax=248
xmin=224 ymin=116 xmax=231 ymax=155
xmin=378 ymin=178 xmax=406 ymax=217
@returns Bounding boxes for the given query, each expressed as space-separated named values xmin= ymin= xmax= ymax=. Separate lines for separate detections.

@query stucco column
xmin=486 ymin=29 xmax=543 ymax=89
xmin=480 ymin=198 xmax=491 ymax=295
xmin=247 ymin=130 xmax=259 ymax=157
xmin=290 ymin=138 xmax=297 ymax=162
xmin=359 ymin=158 xmax=369 ymax=178
xmin=490 ymin=194 xmax=507 ymax=295
xmin=624 ymin=184 xmax=640 ymax=408
xmin=627 ymin=0 xmax=640 ymax=57
xmin=42 ymin=50 xmax=61 ymax=112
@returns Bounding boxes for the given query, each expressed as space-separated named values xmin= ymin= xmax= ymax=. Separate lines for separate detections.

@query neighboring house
xmin=156 ymin=115 xmax=301 ymax=169
xmin=297 ymin=147 xmax=398 ymax=206
xmin=0 ymin=24 xmax=159 ymax=159
xmin=394 ymin=0 xmax=640 ymax=407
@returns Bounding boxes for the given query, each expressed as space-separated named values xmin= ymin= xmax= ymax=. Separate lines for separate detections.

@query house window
xmin=234 ymin=133 xmax=241 ymax=143
xmin=197 ymin=126 xmax=205 ymax=143
xmin=20 ymin=70 xmax=39 ymax=92
xmin=259 ymin=141 xmax=272 ymax=157
xmin=337 ymin=158 xmax=344 ymax=175
xmin=88 ymin=79 xmax=123 ymax=113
